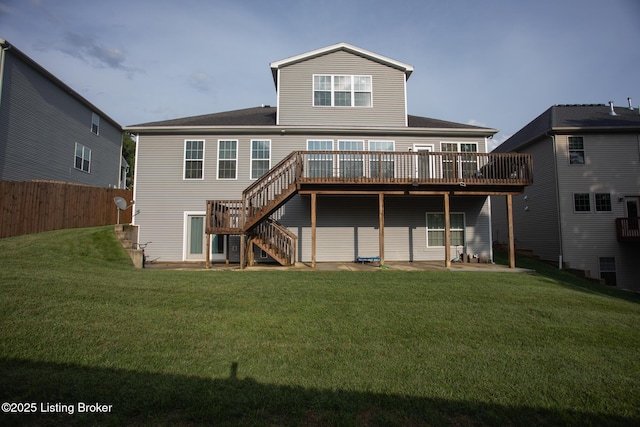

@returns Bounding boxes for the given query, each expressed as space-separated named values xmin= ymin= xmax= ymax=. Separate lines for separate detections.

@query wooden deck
xmin=205 ymin=151 xmax=533 ymax=269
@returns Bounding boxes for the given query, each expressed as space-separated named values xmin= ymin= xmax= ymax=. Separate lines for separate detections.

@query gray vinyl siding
xmin=134 ymin=132 xmax=490 ymax=262
xmin=0 ymin=50 xmax=122 ymax=187
xmin=279 ymin=194 xmax=491 ymax=263
xmin=555 ymin=133 xmax=640 ymax=290
xmin=277 ymin=50 xmax=407 ymax=127
xmin=491 ymin=136 xmax=561 ymax=260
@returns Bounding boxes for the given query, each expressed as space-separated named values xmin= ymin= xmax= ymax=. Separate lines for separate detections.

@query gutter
xmin=0 ymin=38 xmax=10 ymax=109
xmin=124 ymin=124 xmax=498 ymax=138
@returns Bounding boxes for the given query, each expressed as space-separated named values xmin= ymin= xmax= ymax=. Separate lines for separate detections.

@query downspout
xmin=486 ymin=136 xmax=494 ymax=262
xmin=548 ymin=132 xmax=564 ymax=268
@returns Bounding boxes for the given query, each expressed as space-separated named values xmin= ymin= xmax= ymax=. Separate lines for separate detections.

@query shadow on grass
xmin=1 ymin=358 xmax=635 ymax=426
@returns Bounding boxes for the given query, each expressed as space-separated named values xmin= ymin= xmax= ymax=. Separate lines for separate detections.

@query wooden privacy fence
xmin=1 ymin=181 xmax=133 ymax=238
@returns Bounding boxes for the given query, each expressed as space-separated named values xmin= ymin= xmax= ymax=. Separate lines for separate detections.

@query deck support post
xmin=507 ymin=194 xmax=515 ymax=269
xmin=240 ymin=233 xmax=246 ymax=270
xmin=379 ymin=193 xmax=385 ymax=266
xmin=225 ymin=235 xmax=230 ymax=265
xmin=311 ymin=193 xmax=317 ymax=269
xmin=205 ymin=232 xmax=211 ymax=269
xmin=444 ymin=192 xmax=451 ymax=267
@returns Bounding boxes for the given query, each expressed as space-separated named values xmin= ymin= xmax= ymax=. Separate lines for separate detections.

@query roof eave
xmin=1 ymin=38 xmax=123 ymax=131
xmin=125 ymin=124 xmax=496 ymax=137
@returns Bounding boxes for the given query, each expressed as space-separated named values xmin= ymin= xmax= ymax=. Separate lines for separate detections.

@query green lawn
xmin=1 ymin=226 xmax=639 ymax=426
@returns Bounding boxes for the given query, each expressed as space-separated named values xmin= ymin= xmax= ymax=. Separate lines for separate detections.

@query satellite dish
xmin=114 ymin=197 xmax=135 ymax=224
xmin=114 ymin=197 xmax=128 ymax=210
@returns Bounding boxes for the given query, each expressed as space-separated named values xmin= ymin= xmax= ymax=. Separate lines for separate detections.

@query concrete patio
xmin=146 ymin=260 xmax=535 ymax=274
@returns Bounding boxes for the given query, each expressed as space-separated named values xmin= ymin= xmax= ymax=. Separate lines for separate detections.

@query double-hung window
xmin=569 ymin=137 xmax=585 ymax=164
xmin=184 ymin=140 xmax=204 ymax=179
xmin=441 ymin=142 xmax=478 ymax=179
xmin=313 ymin=75 xmax=372 ymax=107
xmin=91 ymin=113 xmax=100 ymax=135
xmin=74 ymin=142 xmax=91 ymax=173
xmin=251 ymin=140 xmax=271 ymax=179
xmin=218 ymin=140 xmax=237 ymax=179
xmin=369 ymin=141 xmax=395 ymax=178
xmin=307 ymin=140 xmax=334 ymax=178
xmin=338 ymin=140 xmax=364 ymax=178
xmin=426 ymin=213 xmax=465 ymax=247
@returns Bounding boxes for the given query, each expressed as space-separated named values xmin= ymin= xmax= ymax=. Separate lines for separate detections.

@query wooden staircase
xmin=206 ymin=152 xmax=302 ymax=267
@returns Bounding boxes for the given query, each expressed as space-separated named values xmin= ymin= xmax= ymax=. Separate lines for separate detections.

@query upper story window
xmin=313 ymin=75 xmax=372 ymax=107
xmin=218 ymin=140 xmax=238 ymax=180
xmin=91 ymin=113 xmax=100 ymax=135
xmin=184 ymin=140 xmax=204 ymax=179
xmin=568 ymin=137 xmax=585 ymax=164
xmin=74 ymin=142 xmax=91 ymax=173
xmin=251 ymin=140 xmax=271 ymax=179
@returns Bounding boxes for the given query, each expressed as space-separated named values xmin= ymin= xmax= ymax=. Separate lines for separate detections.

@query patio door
xmin=186 ymin=214 xmax=227 ymax=261
xmin=186 ymin=215 xmax=206 ymax=261
xmin=413 ymin=145 xmax=433 ymax=179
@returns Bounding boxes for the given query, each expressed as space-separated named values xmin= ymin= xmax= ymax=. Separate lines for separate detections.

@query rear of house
xmin=128 ymin=43 xmax=531 ymax=267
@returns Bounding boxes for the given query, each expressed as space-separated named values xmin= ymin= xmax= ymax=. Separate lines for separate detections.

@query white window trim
xmin=74 ymin=142 xmax=91 ymax=173
xmin=250 ymin=139 xmax=272 ymax=180
xmin=594 ymin=193 xmax=613 ymax=213
xmin=217 ymin=139 xmax=238 ymax=180
xmin=573 ymin=192 xmax=592 ymax=213
xmin=338 ymin=140 xmax=365 ymax=178
xmin=312 ymin=74 xmax=373 ymax=108
xmin=91 ymin=112 xmax=100 ymax=135
xmin=368 ymin=140 xmax=395 ymax=151
xmin=426 ymin=212 xmax=466 ymax=248
xmin=568 ymin=136 xmax=585 ymax=165
xmin=307 ymin=140 xmax=334 ymax=151
xmin=183 ymin=139 xmax=205 ymax=180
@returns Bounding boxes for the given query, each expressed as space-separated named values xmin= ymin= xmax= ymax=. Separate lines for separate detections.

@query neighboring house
xmin=127 ymin=43 xmax=532 ymax=267
xmin=0 ymin=38 xmax=124 ymax=188
xmin=492 ymin=103 xmax=640 ymax=291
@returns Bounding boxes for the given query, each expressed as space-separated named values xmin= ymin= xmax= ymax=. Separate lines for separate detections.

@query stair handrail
xmin=242 ymin=151 xmax=302 ymax=230
xmin=253 ymin=218 xmax=297 ymax=265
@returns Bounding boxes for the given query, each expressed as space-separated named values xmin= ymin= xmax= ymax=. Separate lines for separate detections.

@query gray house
xmin=0 ymin=38 xmax=124 ymax=188
xmin=492 ymin=103 xmax=640 ymax=291
xmin=127 ymin=43 xmax=532 ymax=267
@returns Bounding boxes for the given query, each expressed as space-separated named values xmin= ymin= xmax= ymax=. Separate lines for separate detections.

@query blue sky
xmin=1 ymin=0 xmax=639 ymax=149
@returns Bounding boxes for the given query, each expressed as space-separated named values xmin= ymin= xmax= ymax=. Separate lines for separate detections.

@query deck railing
xmin=206 ymin=151 xmax=533 ymax=235
xmin=297 ymin=151 xmax=532 ymax=185
xmin=616 ymin=217 xmax=640 ymax=241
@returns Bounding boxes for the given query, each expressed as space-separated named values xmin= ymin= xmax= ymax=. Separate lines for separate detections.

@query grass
xmin=1 ymin=226 xmax=639 ymax=426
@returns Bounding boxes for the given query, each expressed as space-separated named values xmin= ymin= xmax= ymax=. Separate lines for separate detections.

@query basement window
xmin=599 ymin=257 xmax=616 ymax=286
